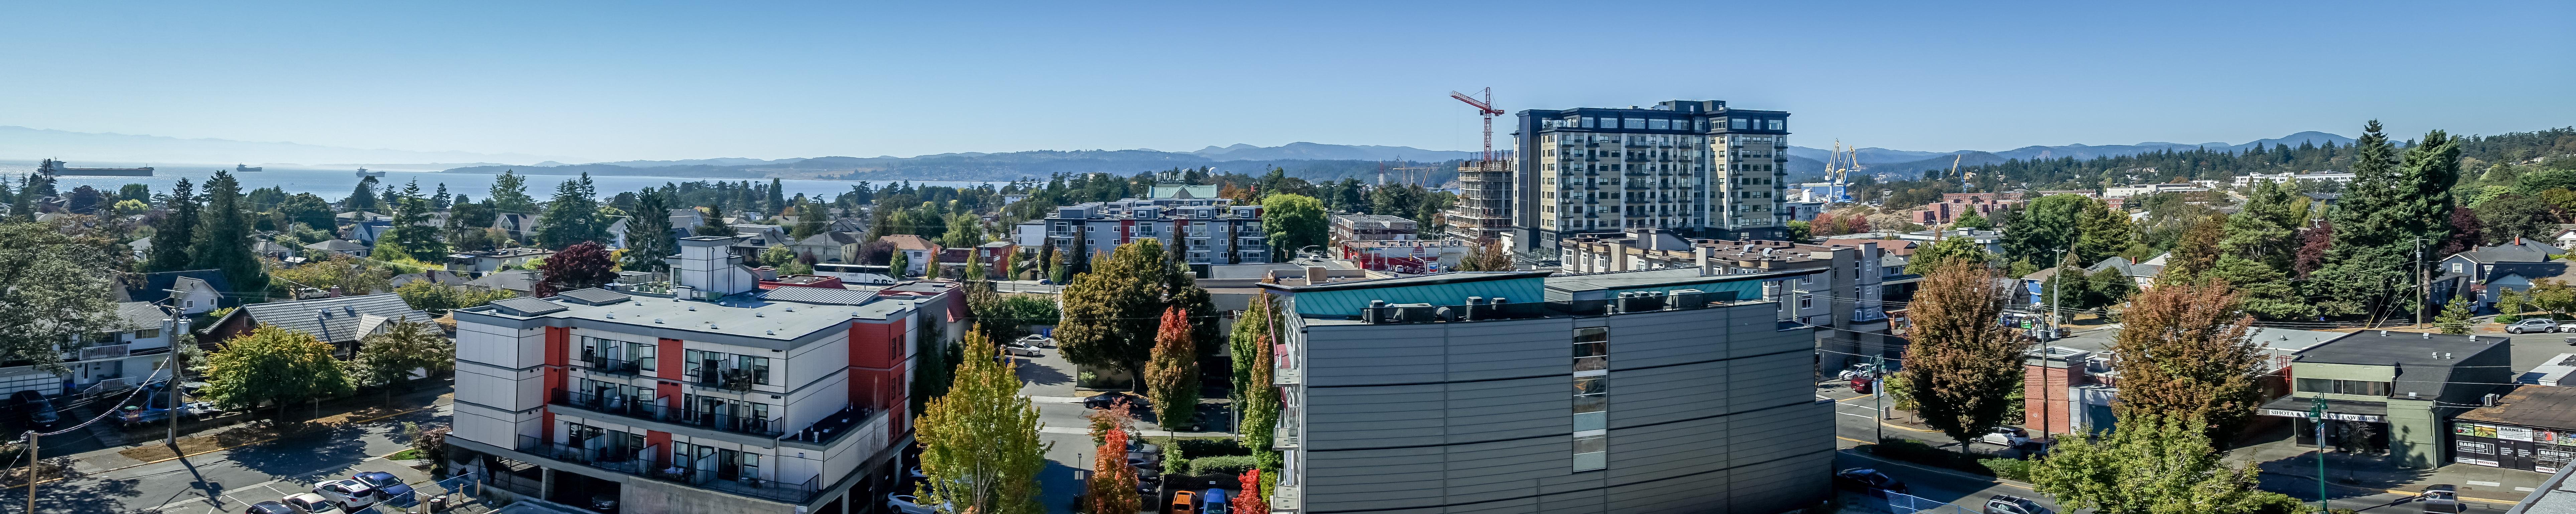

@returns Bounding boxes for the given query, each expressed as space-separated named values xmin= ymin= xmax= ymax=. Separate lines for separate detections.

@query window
xmin=1572 ymin=434 xmax=1607 ymax=471
xmin=1730 ymin=118 xmax=1748 ymax=130
xmin=1623 ymin=118 xmax=1645 ymax=129
xmin=1648 ymin=119 xmax=1669 ymax=130
xmin=1571 ymin=327 xmax=1609 ymax=436
xmin=2453 ymin=263 xmax=2464 ymax=273
xmin=1767 ymin=119 xmax=1784 ymax=130
xmin=2295 ymin=378 xmax=2391 ymax=396
xmin=135 ymin=328 xmax=161 ymax=339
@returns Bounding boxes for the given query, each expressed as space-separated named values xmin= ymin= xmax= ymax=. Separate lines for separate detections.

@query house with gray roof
xmin=117 ymin=269 xmax=234 ymax=315
xmin=467 ymin=270 xmax=545 ymax=296
xmin=306 ymin=239 xmax=371 ymax=258
xmin=2434 ymin=238 xmax=2570 ymax=311
xmin=204 ymin=293 xmax=430 ymax=358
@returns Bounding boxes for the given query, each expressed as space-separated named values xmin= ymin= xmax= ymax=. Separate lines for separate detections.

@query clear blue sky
xmin=4 ymin=0 xmax=2568 ymax=162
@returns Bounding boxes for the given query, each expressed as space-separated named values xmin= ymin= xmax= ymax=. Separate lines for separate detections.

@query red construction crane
xmin=1450 ymin=88 xmax=1503 ymax=164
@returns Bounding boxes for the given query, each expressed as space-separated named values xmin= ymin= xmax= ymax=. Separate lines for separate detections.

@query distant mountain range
xmin=0 ymin=124 xmax=2364 ymax=184
xmin=0 ymin=125 xmax=576 ymax=169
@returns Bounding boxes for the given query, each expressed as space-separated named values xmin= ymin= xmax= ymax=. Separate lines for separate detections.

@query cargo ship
xmin=356 ymin=166 xmax=385 ymax=178
xmin=37 ymin=158 xmax=153 ymax=176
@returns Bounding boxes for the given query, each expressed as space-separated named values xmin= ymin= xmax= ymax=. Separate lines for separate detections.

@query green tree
xmin=1910 ymin=235 xmax=1996 ymax=277
xmin=2221 ymin=179 xmax=2301 ymax=270
xmin=2437 ymin=293 xmax=2473 ymax=334
xmin=536 ymin=173 xmax=607 ymax=249
xmin=1458 ymin=238 xmax=1513 ymax=271
xmin=203 ymin=325 xmax=356 ymax=420
xmin=2499 ymin=288 xmax=2529 ymax=323
xmin=0 ymin=222 xmax=124 ymax=373
xmin=2110 ymin=280 xmax=2265 ymax=446
xmin=2159 ymin=216 xmax=2222 ymax=285
xmin=766 ymin=177 xmax=786 ymax=215
xmin=143 ymin=178 xmax=199 ymax=273
xmin=915 ymin=330 xmax=1050 ymax=514
xmin=940 ymin=213 xmax=983 ymax=249
xmin=2002 ymin=194 xmax=2093 ymax=267
xmin=2074 ymin=199 xmax=2135 ymax=267
xmin=345 ymin=176 xmax=381 ymax=214
xmin=2206 ymin=256 xmax=2311 ymax=319
xmin=394 ymin=280 xmax=517 ymax=313
xmin=890 ymin=252 xmax=911 ymax=279
xmin=1144 ymin=306 xmax=1201 ymax=428
xmin=789 ymin=201 xmax=826 ymax=239
xmin=2315 ymin=122 xmax=2459 ymax=318
xmin=1230 ymin=295 xmax=1281 ymax=469
xmin=1900 ymin=260 xmax=2024 ymax=454
xmin=1783 ymin=220 xmax=1812 ymax=241
xmin=2476 ymin=194 xmax=2556 ymax=245
xmin=488 ymin=170 xmax=537 ymax=214
xmin=2028 ymin=414 xmax=2288 ymax=514
xmin=192 ymin=170 xmax=266 ymax=290
xmin=1057 ymin=239 xmax=1186 ymax=382
xmin=759 ymin=244 xmax=797 ymax=268
xmin=1262 ymin=194 xmax=1327 ymax=260
xmin=379 ymin=192 xmax=447 ymax=261
xmin=1952 ymin=211 xmax=1994 ymax=230
xmin=621 ymin=192 xmax=676 ymax=272
xmin=351 ymin=319 xmax=454 ymax=398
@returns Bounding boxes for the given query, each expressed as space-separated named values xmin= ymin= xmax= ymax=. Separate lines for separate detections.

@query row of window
xmin=2296 ymin=378 xmax=2393 ymax=397
xmin=1541 ymin=117 xmax=1787 ymax=132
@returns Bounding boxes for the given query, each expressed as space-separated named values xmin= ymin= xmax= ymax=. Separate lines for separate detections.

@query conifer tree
xmin=620 ymin=192 xmax=676 ymax=272
xmin=192 ymin=171 xmax=266 ymax=290
xmin=144 ymin=178 xmax=199 ymax=273
xmin=535 ymin=173 xmax=605 ymax=249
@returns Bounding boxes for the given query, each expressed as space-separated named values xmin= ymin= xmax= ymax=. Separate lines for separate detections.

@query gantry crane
xmin=1449 ymin=88 xmax=1503 ymax=164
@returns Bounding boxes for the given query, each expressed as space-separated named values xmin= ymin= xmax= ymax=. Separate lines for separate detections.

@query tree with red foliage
xmin=1087 ymin=426 xmax=1140 ymax=514
xmin=2292 ymin=221 xmax=2332 ymax=279
xmin=1233 ymin=469 xmax=1265 ymax=513
xmin=536 ymin=241 xmax=618 ymax=297
xmin=1143 ymin=306 xmax=1201 ymax=428
xmin=2439 ymin=206 xmax=2483 ymax=258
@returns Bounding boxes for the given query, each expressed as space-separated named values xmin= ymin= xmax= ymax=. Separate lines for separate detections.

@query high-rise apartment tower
xmin=1511 ymin=100 xmax=1791 ymax=254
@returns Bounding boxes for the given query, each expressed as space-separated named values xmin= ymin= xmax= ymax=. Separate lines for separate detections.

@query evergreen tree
xmin=432 ymin=183 xmax=451 ymax=209
xmin=2073 ymin=199 xmax=2134 ymax=267
xmin=2219 ymin=178 xmax=2301 ymax=271
xmin=380 ymin=185 xmax=446 ymax=261
xmin=192 ymin=171 xmax=266 ymax=290
xmin=2437 ymin=293 xmax=2473 ymax=334
xmin=488 ymin=170 xmax=537 ymax=214
xmin=2003 ymin=194 xmax=2092 ymax=267
xmin=345 ymin=176 xmax=381 ymax=213
xmin=766 ymin=177 xmax=786 ymax=216
xmin=2314 ymin=121 xmax=2457 ymax=318
xmin=621 ymin=192 xmax=676 ymax=272
xmin=144 ymin=179 xmax=199 ymax=273
xmin=535 ymin=173 xmax=606 ymax=249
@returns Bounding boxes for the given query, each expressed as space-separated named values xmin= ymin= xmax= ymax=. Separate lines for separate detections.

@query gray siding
xmin=1295 ymin=302 xmax=1831 ymax=513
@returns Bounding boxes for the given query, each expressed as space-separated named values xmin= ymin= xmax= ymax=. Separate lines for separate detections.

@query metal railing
xmin=1844 ymin=491 xmax=1976 ymax=514
xmin=515 ymin=435 xmax=819 ymax=503
xmin=581 ymin=356 xmax=645 ymax=377
xmin=552 ymin=390 xmax=787 ymax=438
xmin=79 ymin=343 xmax=132 ymax=361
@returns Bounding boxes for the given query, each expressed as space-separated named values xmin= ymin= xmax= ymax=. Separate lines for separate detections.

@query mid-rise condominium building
xmin=1512 ymin=100 xmax=1793 ymax=255
xmin=1044 ymin=198 xmax=1270 ymax=264
xmin=446 ymin=235 xmax=960 ymax=513
xmin=1262 ymin=267 xmax=1833 ymax=513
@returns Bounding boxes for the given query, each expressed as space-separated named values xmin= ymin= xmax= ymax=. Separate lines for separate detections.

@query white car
xmin=310 ymin=479 xmax=379 ymax=510
xmin=1002 ymin=340 xmax=1042 ymax=357
xmin=280 ymin=493 xmax=342 ymax=514
xmin=1978 ymin=426 xmax=2032 ymax=447
xmin=888 ymin=494 xmax=937 ymax=514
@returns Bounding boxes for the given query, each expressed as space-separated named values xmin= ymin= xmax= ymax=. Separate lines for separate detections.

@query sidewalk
xmin=2232 ymin=434 xmax=2540 ymax=504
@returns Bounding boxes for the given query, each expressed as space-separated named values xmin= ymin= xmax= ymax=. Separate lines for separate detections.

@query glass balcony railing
xmin=550 ymin=390 xmax=785 ymax=438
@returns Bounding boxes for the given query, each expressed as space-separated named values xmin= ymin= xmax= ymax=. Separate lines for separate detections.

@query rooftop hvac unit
xmin=1668 ymin=289 xmax=1707 ymax=309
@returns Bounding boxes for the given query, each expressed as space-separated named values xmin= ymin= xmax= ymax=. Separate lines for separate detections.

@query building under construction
xmin=1441 ymin=88 xmax=1513 ymax=245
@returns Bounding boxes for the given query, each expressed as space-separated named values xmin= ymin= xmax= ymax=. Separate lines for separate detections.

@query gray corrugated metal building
xmin=1263 ymin=268 xmax=1832 ymax=514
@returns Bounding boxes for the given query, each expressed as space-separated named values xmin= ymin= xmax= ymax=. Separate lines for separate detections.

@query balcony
xmin=686 ymin=367 xmax=761 ymax=392
xmin=79 ymin=344 xmax=132 ymax=361
xmin=1269 ymin=482 xmax=1303 ymax=511
xmin=518 ymin=435 xmax=821 ymax=504
xmin=581 ymin=356 xmax=645 ymax=377
xmin=1273 ymin=367 xmax=1301 ymax=386
xmin=550 ymin=390 xmax=786 ymax=438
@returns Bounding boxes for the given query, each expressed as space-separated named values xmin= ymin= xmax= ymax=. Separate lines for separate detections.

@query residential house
xmin=391 ymin=270 xmax=474 ymax=290
xmin=1013 ymin=221 xmax=1045 ymax=248
xmin=447 ymin=248 xmax=557 ymax=274
xmin=1149 ymin=183 xmax=1218 ymax=200
xmin=968 ymin=242 xmax=1015 ymax=280
xmin=494 ymin=213 xmax=537 ymax=239
xmin=603 ymin=217 xmax=631 ymax=250
xmin=879 ymin=235 xmax=940 ymax=276
xmin=2434 ymin=238 xmax=2569 ymax=309
xmin=1263 ymin=269 xmax=1833 ymax=513
xmin=2552 ymin=224 xmax=2576 ymax=250
xmin=731 ymin=224 xmax=794 ymax=254
xmin=127 ymin=236 xmax=151 ymax=262
xmin=2085 ymin=253 xmax=2168 ymax=290
xmin=204 ymin=293 xmax=431 ymax=358
xmin=788 ymin=231 xmax=862 ymax=264
xmin=306 ymin=239 xmax=372 ymax=258
xmin=252 ymin=239 xmax=296 ymax=261
xmin=349 ymin=220 xmax=393 ymax=245
xmin=0 ymin=302 xmax=183 ymax=398
xmin=117 ymin=269 xmax=234 ymax=315
xmin=469 ymin=270 xmax=546 ymax=296
xmin=445 ymin=238 xmax=948 ymax=513
xmin=2264 ymin=330 xmax=2513 ymax=468
xmin=336 ymin=211 xmax=391 ymax=224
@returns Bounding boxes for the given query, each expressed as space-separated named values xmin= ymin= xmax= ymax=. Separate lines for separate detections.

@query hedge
xmin=1187 ymin=455 xmax=1260 ymax=476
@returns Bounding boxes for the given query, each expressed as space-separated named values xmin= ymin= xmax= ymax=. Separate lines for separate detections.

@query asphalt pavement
xmin=0 ymin=400 xmax=452 ymax=514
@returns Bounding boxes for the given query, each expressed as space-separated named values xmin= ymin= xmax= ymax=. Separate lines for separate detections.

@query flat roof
xmin=2297 ymin=331 xmax=2509 ymax=367
xmin=460 ymin=291 xmax=914 ymax=343
xmin=2459 ymin=386 xmax=2576 ymax=430
xmin=1542 ymin=268 xmax=1821 ymax=293
xmin=1262 ymin=271 xmax=1544 ymax=293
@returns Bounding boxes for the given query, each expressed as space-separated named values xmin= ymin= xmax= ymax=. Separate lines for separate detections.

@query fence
xmin=1845 ymin=491 xmax=1976 ymax=514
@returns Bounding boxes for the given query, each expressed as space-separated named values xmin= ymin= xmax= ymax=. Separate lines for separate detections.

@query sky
xmin=2 ymin=0 xmax=2569 ymax=162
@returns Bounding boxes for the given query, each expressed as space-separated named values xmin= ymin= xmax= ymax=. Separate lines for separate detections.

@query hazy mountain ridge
xmin=0 ymin=125 xmax=577 ymax=167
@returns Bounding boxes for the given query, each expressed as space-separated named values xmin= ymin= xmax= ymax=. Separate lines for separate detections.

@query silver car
xmin=2507 ymin=318 xmax=2560 ymax=334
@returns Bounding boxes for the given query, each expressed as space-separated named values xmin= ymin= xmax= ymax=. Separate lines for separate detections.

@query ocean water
xmin=0 ymin=160 xmax=1004 ymax=201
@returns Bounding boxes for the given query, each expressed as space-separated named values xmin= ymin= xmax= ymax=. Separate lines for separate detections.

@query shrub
xmin=1979 ymin=458 xmax=2030 ymax=481
xmin=1175 ymin=438 xmax=1248 ymax=458
xmin=1187 ymin=455 xmax=1259 ymax=476
xmin=1867 ymin=438 xmax=1991 ymax=476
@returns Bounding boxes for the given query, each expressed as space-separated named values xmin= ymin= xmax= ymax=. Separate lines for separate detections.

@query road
xmin=0 ymin=401 xmax=452 ymax=514
xmin=992 ymin=281 xmax=1062 ymax=294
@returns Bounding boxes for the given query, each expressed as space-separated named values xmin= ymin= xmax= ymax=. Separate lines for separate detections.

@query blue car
xmin=1201 ymin=488 xmax=1231 ymax=514
xmin=351 ymin=471 xmax=417 ymax=504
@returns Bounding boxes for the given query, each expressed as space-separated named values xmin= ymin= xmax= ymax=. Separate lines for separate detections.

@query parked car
xmin=309 ymin=479 xmax=379 ymax=510
xmin=351 ymin=471 xmax=416 ymax=503
xmin=1002 ymin=339 xmax=1042 ymax=357
xmin=1084 ymin=391 xmax=1145 ymax=410
xmin=11 ymin=390 xmax=60 ymax=429
xmin=1137 ymin=472 xmax=1164 ymax=495
xmin=588 ymin=492 xmax=618 ymax=513
xmin=887 ymin=494 xmax=935 ymax=514
xmin=1978 ymin=426 xmax=2032 ymax=447
xmin=2419 ymin=484 xmax=2463 ymax=514
xmin=244 ymin=501 xmax=298 ymax=514
xmin=1837 ymin=363 xmax=1881 ymax=381
xmin=1169 ymin=490 xmax=1198 ymax=514
xmin=279 ymin=493 xmax=341 ymax=514
xmin=1201 ymin=488 xmax=1232 ymax=514
xmin=1834 ymin=468 xmax=1908 ymax=497
xmin=1983 ymin=494 xmax=2047 ymax=514
xmin=1018 ymin=334 xmax=1054 ymax=348
xmin=2507 ymin=318 xmax=2560 ymax=334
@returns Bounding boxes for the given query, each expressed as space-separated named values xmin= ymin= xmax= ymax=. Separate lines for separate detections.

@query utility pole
xmin=2312 ymin=398 xmax=2330 ymax=512
xmin=2417 ymin=239 xmax=2428 ymax=330
xmin=161 ymin=291 xmax=185 ymax=447
xmin=23 ymin=431 xmax=34 ymax=514
xmin=1872 ymin=355 xmax=1887 ymax=443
